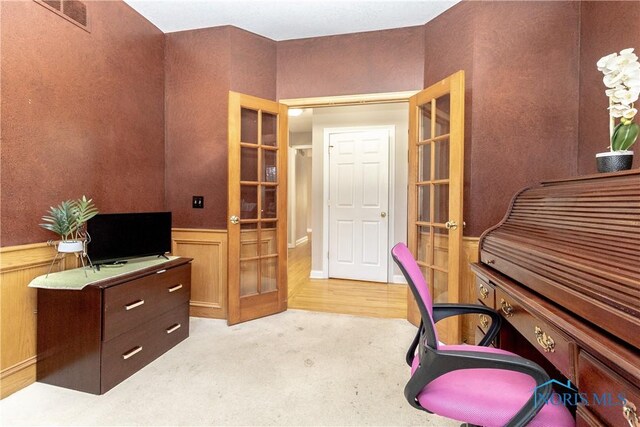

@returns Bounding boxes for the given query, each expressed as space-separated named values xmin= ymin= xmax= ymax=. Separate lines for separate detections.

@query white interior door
xmin=329 ymin=129 xmax=389 ymax=282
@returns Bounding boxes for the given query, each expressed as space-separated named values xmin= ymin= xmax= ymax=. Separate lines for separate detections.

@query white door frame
xmin=320 ymin=125 xmax=396 ymax=282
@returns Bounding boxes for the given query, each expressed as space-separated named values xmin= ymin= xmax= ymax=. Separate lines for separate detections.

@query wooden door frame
xmin=323 ymin=125 xmax=395 ymax=282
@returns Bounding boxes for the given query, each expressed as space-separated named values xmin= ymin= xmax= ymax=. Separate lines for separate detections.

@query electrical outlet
xmin=192 ymin=196 xmax=204 ymax=209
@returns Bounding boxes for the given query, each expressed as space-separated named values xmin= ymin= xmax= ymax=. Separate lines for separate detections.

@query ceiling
xmin=122 ymin=0 xmax=460 ymax=40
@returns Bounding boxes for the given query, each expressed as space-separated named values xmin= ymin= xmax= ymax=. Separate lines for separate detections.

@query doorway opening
xmin=283 ymin=91 xmax=417 ymax=317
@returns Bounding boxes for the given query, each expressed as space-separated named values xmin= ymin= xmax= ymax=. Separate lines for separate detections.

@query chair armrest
xmin=432 ymin=303 xmax=502 ymax=346
xmin=406 ymin=349 xmax=552 ymax=427
xmin=406 ymin=321 xmax=422 ymax=366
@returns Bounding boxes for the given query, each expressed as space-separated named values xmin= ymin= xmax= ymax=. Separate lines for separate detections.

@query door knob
xmin=230 ymin=215 xmax=240 ymax=224
xmin=381 ymin=212 xmax=387 ymax=218
xmin=445 ymin=221 xmax=458 ymax=230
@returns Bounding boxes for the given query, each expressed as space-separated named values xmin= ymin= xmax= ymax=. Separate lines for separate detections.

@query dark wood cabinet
xmin=471 ymin=170 xmax=640 ymax=427
xmin=36 ymin=258 xmax=192 ymax=394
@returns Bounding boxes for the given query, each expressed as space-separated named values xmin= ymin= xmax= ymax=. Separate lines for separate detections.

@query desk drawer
xmin=496 ymin=289 xmax=574 ymax=380
xmin=103 ymin=264 xmax=190 ymax=341
xmin=101 ymin=303 xmax=189 ymax=393
xmin=476 ymin=277 xmax=495 ymax=308
xmin=578 ymin=352 xmax=640 ymax=427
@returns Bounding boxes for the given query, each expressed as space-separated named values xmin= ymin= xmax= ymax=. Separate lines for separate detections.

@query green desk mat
xmin=29 ymin=256 xmax=179 ymax=290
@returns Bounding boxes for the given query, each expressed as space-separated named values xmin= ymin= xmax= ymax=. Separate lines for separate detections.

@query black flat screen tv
xmin=86 ymin=212 xmax=172 ymax=265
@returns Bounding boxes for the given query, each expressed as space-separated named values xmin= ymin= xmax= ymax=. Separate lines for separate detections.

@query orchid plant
xmin=597 ymin=48 xmax=640 ymax=152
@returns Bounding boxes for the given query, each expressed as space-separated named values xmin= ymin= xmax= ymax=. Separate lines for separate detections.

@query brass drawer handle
xmin=479 ymin=283 xmax=489 ymax=299
xmin=156 ymin=269 xmax=167 ymax=274
xmin=166 ymin=323 xmax=182 ymax=334
xmin=500 ymin=298 xmax=514 ymax=317
xmin=486 ymin=259 xmax=495 ymax=265
xmin=125 ymin=299 xmax=145 ymax=310
xmin=479 ymin=314 xmax=489 ymax=329
xmin=168 ymin=284 xmax=183 ymax=293
xmin=623 ymin=400 xmax=639 ymax=427
xmin=122 ymin=346 xmax=142 ymax=360
xmin=534 ymin=326 xmax=555 ymax=353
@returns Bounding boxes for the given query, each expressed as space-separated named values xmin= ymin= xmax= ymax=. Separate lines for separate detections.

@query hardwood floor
xmin=287 ymin=237 xmax=407 ymax=319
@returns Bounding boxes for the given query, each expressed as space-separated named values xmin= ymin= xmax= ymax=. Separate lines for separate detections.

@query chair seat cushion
xmin=411 ymin=345 xmax=575 ymax=427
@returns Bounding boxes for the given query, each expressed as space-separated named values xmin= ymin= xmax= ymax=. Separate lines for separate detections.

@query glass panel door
xmin=228 ymin=92 xmax=288 ymax=325
xmin=408 ymin=71 xmax=465 ymax=344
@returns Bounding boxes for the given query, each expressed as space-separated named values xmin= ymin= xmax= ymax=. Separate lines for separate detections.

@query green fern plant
xmin=39 ymin=196 xmax=98 ymax=241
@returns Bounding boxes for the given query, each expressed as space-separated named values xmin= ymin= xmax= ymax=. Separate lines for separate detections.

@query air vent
xmin=34 ymin=0 xmax=90 ymax=32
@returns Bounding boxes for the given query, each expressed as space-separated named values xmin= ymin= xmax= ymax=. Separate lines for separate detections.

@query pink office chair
xmin=391 ymin=243 xmax=574 ymax=427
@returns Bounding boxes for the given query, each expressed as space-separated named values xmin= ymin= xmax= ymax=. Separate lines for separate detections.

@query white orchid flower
xmin=613 ymin=88 xmax=640 ymax=105
xmin=622 ymin=107 xmax=638 ymax=120
xmin=597 ymin=52 xmax=617 ymax=73
xmin=604 ymin=71 xmax=624 ymax=88
xmin=608 ymin=103 xmax=628 ymax=118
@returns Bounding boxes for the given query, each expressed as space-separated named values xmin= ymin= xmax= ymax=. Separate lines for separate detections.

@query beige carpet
xmin=0 ymin=310 xmax=457 ymax=426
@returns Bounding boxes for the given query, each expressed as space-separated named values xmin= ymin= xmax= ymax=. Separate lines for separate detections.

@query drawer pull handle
xmin=486 ymin=259 xmax=495 ymax=265
xmin=168 ymin=284 xmax=183 ymax=293
xmin=479 ymin=284 xmax=489 ymax=299
xmin=122 ymin=346 xmax=142 ymax=360
xmin=623 ymin=400 xmax=639 ymax=427
xmin=500 ymin=298 xmax=514 ymax=317
xmin=156 ymin=269 xmax=167 ymax=274
xmin=166 ymin=323 xmax=182 ymax=334
xmin=534 ymin=326 xmax=555 ymax=353
xmin=125 ymin=299 xmax=145 ymax=310
xmin=479 ymin=314 xmax=489 ymax=329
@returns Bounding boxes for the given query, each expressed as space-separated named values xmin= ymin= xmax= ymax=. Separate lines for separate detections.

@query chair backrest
xmin=391 ymin=243 xmax=439 ymax=349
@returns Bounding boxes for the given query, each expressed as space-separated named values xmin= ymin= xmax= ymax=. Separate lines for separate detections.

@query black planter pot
xmin=596 ymin=151 xmax=634 ymax=173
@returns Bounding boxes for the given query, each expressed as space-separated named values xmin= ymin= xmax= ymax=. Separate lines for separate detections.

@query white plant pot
xmin=58 ymin=241 xmax=83 ymax=253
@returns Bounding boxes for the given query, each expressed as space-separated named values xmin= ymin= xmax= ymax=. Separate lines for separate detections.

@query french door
xmin=407 ymin=71 xmax=465 ymax=344
xmin=228 ymin=91 xmax=288 ymax=325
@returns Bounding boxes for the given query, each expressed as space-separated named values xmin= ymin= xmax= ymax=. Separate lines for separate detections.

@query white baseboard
xmin=306 ymin=228 xmax=312 ymax=233
xmin=309 ymin=270 xmax=326 ymax=279
xmin=288 ymin=243 xmax=296 ymax=249
xmin=295 ymin=236 xmax=309 ymax=247
xmin=392 ymin=274 xmax=407 ymax=284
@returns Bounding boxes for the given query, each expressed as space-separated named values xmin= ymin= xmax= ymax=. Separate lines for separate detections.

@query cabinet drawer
xmin=578 ymin=352 xmax=640 ymax=427
xmin=476 ymin=277 xmax=495 ymax=308
xmin=101 ymin=303 xmax=189 ymax=393
xmin=103 ymin=264 xmax=191 ymax=341
xmin=496 ymin=289 xmax=574 ymax=380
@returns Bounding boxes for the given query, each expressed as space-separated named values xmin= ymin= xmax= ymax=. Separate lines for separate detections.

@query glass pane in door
xmin=260 ymin=224 xmax=277 ymax=256
xmin=262 ymin=149 xmax=277 ymax=183
xmin=240 ymin=260 xmax=259 ymax=297
xmin=434 ymin=94 xmax=450 ymax=137
xmin=240 ymin=185 xmax=258 ymax=219
xmin=262 ymin=112 xmax=277 ymax=146
xmin=240 ymin=223 xmax=258 ymax=259
xmin=433 ymin=270 xmax=449 ymax=304
xmin=416 ymin=225 xmax=431 ymax=265
xmin=241 ymin=108 xmax=258 ymax=144
xmin=261 ymin=257 xmax=277 ymax=292
xmin=417 ymin=185 xmax=430 ymax=222
xmin=418 ymin=144 xmax=431 ymax=182
xmin=262 ymin=187 xmax=277 ymax=219
xmin=420 ymin=102 xmax=433 ymax=141
xmin=433 ymin=227 xmax=449 ymax=270
xmin=434 ymin=139 xmax=450 ymax=180
xmin=241 ymin=147 xmax=258 ymax=182
xmin=433 ymin=184 xmax=449 ymax=224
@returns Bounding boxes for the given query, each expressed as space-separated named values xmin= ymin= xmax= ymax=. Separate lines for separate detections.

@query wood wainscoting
xmin=0 ymin=243 xmax=75 ymax=398
xmin=171 ymin=229 xmax=227 ymax=319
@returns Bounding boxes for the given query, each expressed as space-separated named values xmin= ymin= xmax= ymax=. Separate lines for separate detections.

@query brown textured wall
xmin=0 ymin=0 xmax=165 ymax=247
xmin=423 ymin=2 xmax=478 ymax=237
xmin=424 ymin=1 xmax=580 ymax=237
xmin=578 ymin=1 xmax=640 ymax=175
xmin=277 ymin=26 xmax=424 ymax=99
xmin=165 ymin=26 xmax=276 ymax=230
